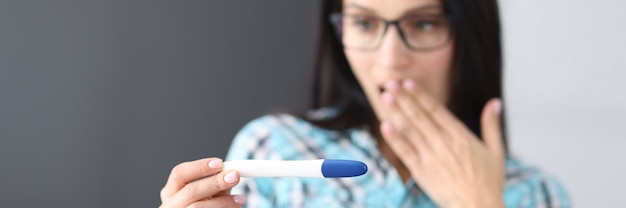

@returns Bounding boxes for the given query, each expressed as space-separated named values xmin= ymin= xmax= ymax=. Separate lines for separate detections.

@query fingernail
xmin=382 ymin=92 xmax=394 ymax=105
xmin=493 ymin=99 xmax=502 ymax=114
xmin=224 ymin=171 xmax=238 ymax=184
xmin=385 ymin=80 xmax=399 ymax=92
xmin=208 ymin=159 xmax=222 ymax=169
xmin=402 ymin=79 xmax=415 ymax=91
xmin=233 ymin=195 xmax=246 ymax=204
xmin=381 ymin=122 xmax=394 ymax=135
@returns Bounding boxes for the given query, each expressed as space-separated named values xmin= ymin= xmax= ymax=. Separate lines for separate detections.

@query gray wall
xmin=0 ymin=1 xmax=317 ymax=207
xmin=501 ymin=0 xmax=626 ymax=207
xmin=2 ymin=0 xmax=624 ymax=207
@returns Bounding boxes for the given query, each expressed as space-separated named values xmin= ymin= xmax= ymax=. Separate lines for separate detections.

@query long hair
xmin=305 ymin=0 xmax=507 ymax=152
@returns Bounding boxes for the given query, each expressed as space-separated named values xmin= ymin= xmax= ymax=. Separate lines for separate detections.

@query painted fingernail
xmin=208 ymin=159 xmax=222 ymax=169
xmin=402 ymin=79 xmax=415 ymax=91
xmin=382 ymin=92 xmax=394 ymax=105
xmin=493 ymin=99 xmax=502 ymax=114
xmin=233 ymin=195 xmax=246 ymax=204
xmin=381 ymin=122 xmax=394 ymax=135
xmin=385 ymin=80 xmax=399 ymax=92
xmin=224 ymin=171 xmax=238 ymax=184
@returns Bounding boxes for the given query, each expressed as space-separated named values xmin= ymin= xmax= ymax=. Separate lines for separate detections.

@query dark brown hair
xmin=305 ymin=0 xmax=507 ymax=151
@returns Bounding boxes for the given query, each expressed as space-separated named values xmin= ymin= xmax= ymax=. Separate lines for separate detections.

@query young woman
xmin=159 ymin=0 xmax=570 ymax=207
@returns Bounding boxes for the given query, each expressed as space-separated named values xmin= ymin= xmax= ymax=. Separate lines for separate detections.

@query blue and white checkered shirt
xmin=226 ymin=112 xmax=571 ymax=207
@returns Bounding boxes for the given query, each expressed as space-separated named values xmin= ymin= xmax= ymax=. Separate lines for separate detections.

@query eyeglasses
xmin=329 ymin=13 xmax=452 ymax=52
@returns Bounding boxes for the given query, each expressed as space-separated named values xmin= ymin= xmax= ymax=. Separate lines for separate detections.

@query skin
xmin=159 ymin=158 xmax=245 ymax=208
xmin=343 ymin=0 xmax=506 ymax=207
xmin=160 ymin=0 xmax=505 ymax=207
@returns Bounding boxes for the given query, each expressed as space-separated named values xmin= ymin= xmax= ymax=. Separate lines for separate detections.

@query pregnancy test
xmin=222 ymin=159 xmax=368 ymax=178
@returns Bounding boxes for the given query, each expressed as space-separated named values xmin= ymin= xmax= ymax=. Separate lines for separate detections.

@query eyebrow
xmin=345 ymin=3 xmax=443 ymax=17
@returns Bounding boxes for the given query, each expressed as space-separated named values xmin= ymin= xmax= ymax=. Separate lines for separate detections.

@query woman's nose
xmin=376 ymin=26 xmax=412 ymax=71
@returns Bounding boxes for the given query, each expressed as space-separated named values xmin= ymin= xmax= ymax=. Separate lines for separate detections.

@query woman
xmin=160 ymin=0 xmax=570 ymax=207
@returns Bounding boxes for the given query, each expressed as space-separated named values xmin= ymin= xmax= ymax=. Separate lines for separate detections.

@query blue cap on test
xmin=321 ymin=159 xmax=368 ymax=178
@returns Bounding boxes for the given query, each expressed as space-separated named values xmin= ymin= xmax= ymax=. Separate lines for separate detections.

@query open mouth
xmin=378 ymin=85 xmax=386 ymax=94
xmin=378 ymin=79 xmax=406 ymax=94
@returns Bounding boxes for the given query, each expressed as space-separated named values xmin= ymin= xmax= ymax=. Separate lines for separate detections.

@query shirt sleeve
xmin=520 ymin=174 xmax=571 ymax=208
xmin=535 ymin=175 xmax=571 ymax=208
xmin=503 ymin=159 xmax=572 ymax=208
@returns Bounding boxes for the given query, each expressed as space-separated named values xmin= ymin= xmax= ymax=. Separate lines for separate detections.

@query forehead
xmin=343 ymin=0 xmax=443 ymax=18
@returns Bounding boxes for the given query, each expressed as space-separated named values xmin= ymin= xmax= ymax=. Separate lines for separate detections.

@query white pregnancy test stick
xmin=222 ymin=159 xmax=368 ymax=178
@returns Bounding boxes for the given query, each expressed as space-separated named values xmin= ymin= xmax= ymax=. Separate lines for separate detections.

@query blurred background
xmin=0 ymin=0 xmax=623 ymax=207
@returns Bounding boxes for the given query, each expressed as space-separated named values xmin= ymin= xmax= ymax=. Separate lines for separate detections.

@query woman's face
xmin=342 ymin=0 xmax=454 ymax=120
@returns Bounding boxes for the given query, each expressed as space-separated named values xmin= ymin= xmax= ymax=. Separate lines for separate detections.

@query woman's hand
xmin=160 ymin=158 xmax=246 ymax=208
xmin=379 ymin=80 xmax=506 ymax=208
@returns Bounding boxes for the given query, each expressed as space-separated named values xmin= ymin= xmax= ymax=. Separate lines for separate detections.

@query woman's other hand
xmin=379 ymin=79 xmax=505 ymax=208
xmin=160 ymin=158 xmax=246 ymax=208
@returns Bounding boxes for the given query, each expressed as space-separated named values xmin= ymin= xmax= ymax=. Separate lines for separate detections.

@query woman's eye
xmin=351 ymin=17 xmax=378 ymax=31
xmin=356 ymin=20 xmax=372 ymax=29
xmin=413 ymin=21 xmax=436 ymax=31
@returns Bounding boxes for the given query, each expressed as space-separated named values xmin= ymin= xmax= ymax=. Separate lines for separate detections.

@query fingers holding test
xmin=162 ymin=158 xmax=225 ymax=199
xmin=185 ymin=195 xmax=246 ymax=208
xmin=165 ymin=170 xmax=241 ymax=207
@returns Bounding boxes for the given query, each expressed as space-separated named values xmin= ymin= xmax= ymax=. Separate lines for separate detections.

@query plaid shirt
xmin=226 ymin=112 xmax=571 ymax=208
